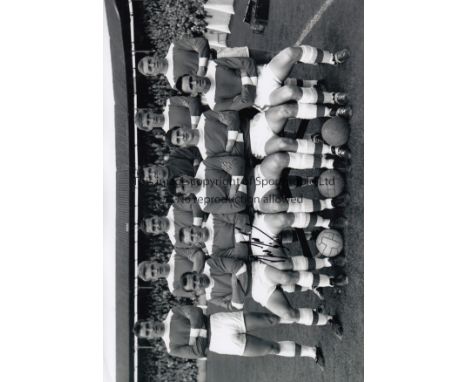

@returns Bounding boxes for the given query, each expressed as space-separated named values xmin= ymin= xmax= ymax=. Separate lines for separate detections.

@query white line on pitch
xmin=295 ymin=0 xmax=336 ymax=45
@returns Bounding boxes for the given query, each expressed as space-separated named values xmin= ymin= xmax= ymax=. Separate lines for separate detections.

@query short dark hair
xmin=139 ymin=216 xmax=156 ymax=235
xmin=134 ymin=109 xmax=146 ymax=130
xmin=138 ymin=218 xmax=149 ymax=232
xmin=133 ymin=320 xmax=145 ymax=337
xmin=166 ymin=177 xmax=178 ymax=196
xmin=180 ymin=271 xmax=195 ymax=291
xmin=178 ymin=227 xmax=187 ymax=243
xmin=175 ymin=76 xmax=189 ymax=94
xmin=151 ymin=127 xmax=166 ymax=141
xmin=165 ymin=126 xmax=179 ymax=147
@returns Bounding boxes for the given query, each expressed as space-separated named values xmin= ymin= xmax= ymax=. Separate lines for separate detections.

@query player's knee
xmin=270 ymin=152 xmax=289 ymax=169
xmin=282 ymin=85 xmax=301 ymax=100
xmin=262 ymin=201 xmax=285 ymax=214
xmin=269 ymin=342 xmax=280 ymax=355
xmin=281 ymin=307 xmax=299 ymax=322
xmin=265 ymin=314 xmax=281 ymax=326
xmin=276 ymin=138 xmax=294 ymax=152
xmin=274 ymin=213 xmax=290 ymax=228
xmin=274 ymin=261 xmax=289 ymax=270
xmin=276 ymin=103 xmax=296 ymax=119
xmin=280 ymin=46 xmax=301 ymax=62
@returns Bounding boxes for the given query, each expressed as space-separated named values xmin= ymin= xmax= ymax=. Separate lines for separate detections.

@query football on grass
xmin=321 ymin=117 xmax=350 ymax=146
xmin=316 ymin=229 xmax=343 ymax=257
xmin=318 ymin=169 xmax=345 ymax=198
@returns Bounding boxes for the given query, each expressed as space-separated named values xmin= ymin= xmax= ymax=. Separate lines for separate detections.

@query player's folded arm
xmin=215 ymin=86 xmax=256 ymax=111
xmin=170 ymin=342 xmax=207 ymax=360
xmin=231 ymin=276 xmax=245 ymax=310
xmin=176 ymin=36 xmax=210 ymax=58
xmin=177 ymin=305 xmax=206 ymax=328
xmin=218 ymin=111 xmax=241 ymax=131
xmin=215 ymin=57 xmax=257 ymax=77
xmin=209 ymin=296 xmax=233 ymax=311
xmin=218 ymin=155 xmax=245 ymax=177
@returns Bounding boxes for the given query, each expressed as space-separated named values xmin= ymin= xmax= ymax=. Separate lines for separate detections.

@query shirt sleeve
xmin=170 ymin=339 xmax=208 ymax=359
xmin=217 ymin=156 xmax=245 ymax=177
xmin=169 ymin=96 xmax=202 ymax=121
xmin=177 ymin=305 xmax=206 ymax=329
xmin=175 ymin=37 xmax=210 ymax=57
xmin=208 ymin=256 xmax=244 ymax=274
xmin=171 ymin=147 xmax=202 ymax=163
xmin=212 ymin=58 xmax=257 ymax=111
xmin=214 ymin=242 xmax=250 ymax=260
xmin=175 ymin=37 xmax=210 ymax=68
xmin=209 ymin=296 xmax=235 ymax=311
xmin=214 ymin=86 xmax=256 ymax=112
xmin=234 ymin=213 xmax=251 ymax=234
xmin=215 ymin=57 xmax=257 ymax=77
xmin=219 ymin=111 xmax=241 ymax=138
xmin=206 ymin=110 xmax=240 ymax=132
xmin=191 ymin=202 xmax=204 ymax=226
xmin=216 ymin=212 xmax=250 ymax=231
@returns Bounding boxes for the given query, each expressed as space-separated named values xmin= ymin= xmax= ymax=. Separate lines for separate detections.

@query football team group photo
xmin=107 ymin=0 xmax=363 ymax=380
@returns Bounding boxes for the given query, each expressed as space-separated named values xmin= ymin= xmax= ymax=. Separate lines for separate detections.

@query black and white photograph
xmin=105 ymin=0 xmax=363 ymax=380
xmin=3 ymin=1 xmax=468 ymax=382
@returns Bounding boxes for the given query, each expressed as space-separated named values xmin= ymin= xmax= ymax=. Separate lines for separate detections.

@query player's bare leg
xmin=261 ymin=152 xmax=348 ymax=175
xmin=262 ymin=253 xmax=345 ymax=271
xmin=266 ymin=103 xmax=326 ymax=131
xmin=242 ymin=335 xmax=323 ymax=367
xmin=263 ymin=265 xmax=336 ymax=290
xmin=267 ymin=46 xmax=348 ymax=82
xmin=243 ymin=312 xmax=281 ymax=330
xmin=268 ymin=85 xmax=348 ymax=106
xmin=265 ymin=288 xmax=332 ymax=326
xmin=266 ymin=212 xmax=330 ymax=232
xmin=242 ymin=335 xmax=281 ymax=356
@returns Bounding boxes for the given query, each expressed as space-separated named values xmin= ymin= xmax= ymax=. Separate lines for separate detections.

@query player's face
xmin=181 ymin=226 xmax=208 ymax=244
xmin=143 ymin=262 xmax=167 ymax=281
xmin=171 ymin=126 xmax=193 ymax=147
xmin=138 ymin=320 xmax=165 ymax=339
xmin=144 ymin=216 xmax=169 ymax=234
xmin=183 ymin=272 xmax=211 ymax=292
xmin=181 ymin=75 xmax=211 ymax=95
xmin=143 ymin=166 xmax=168 ymax=184
xmin=140 ymin=57 xmax=167 ymax=76
xmin=142 ymin=111 xmax=165 ymax=130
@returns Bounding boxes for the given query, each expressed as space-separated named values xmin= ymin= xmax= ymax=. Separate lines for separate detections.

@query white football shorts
xmin=254 ymin=64 xmax=283 ymax=109
xmin=249 ymin=112 xmax=277 ymax=159
xmin=250 ymin=213 xmax=280 ymax=257
xmin=252 ymin=165 xmax=278 ymax=211
xmin=209 ymin=311 xmax=247 ymax=355
xmin=251 ymin=261 xmax=277 ymax=307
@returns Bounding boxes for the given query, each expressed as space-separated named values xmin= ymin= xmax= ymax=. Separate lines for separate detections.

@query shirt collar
xmin=166 ymin=206 xmax=175 ymax=243
xmin=161 ymin=310 xmax=174 ymax=351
